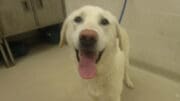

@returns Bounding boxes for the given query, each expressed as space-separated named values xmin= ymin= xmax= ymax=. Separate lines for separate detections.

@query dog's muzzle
xmin=75 ymin=29 xmax=104 ymax=79
xmin=79 ymin=29 xmax=97 ymax=51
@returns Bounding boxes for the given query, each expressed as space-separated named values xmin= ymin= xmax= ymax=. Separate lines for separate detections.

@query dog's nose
xmin=79 ymin=29 xmax=97 ymax=48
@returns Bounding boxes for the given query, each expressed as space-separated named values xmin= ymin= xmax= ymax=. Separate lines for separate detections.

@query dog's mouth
xmin=75 ymin=49 xmax=104 ymax=79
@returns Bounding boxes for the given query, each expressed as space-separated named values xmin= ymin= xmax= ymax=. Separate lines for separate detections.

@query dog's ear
xmin=116 ymin=23 xmax=129 ymax=51
xmin=59 ymin=19 xmax=68 ymax=47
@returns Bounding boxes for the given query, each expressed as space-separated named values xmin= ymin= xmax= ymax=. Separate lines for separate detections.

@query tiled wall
xmin=65 ymin=0 xmax=180 ymax=81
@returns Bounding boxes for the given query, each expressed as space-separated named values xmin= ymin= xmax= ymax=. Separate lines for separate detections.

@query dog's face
xmin=60 ymin=6 xmax=123 ymax=79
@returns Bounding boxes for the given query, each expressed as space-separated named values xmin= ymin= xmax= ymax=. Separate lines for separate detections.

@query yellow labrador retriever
xmin=60 ymin=5 xmax=134 ymax=101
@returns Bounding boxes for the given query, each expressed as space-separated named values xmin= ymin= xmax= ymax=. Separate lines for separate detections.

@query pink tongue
xmin=78 ymin=52 xmax=96 ymax=79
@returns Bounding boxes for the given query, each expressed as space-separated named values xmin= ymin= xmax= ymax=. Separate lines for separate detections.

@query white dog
xmin=60 ymin=5 xmax=134 ymax=101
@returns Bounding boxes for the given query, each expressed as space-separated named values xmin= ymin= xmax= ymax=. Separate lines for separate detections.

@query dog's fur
xmin=60 ymin=5 xmax=134 ymax=101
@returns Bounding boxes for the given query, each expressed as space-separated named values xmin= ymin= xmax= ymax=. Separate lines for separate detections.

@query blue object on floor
xmin=0 ymin=54 xmax=2 ymax=64
xmin=42 ymin=24 xmax=61 ymax=44
xmin=0 ymin=41 xmax=29 ymax=65
xmin=9 ymin=41 xmax=29 ymax=58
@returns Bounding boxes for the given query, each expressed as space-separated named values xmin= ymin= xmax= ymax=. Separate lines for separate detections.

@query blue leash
xmin=119 ymin=0 xmax=127 ymax=24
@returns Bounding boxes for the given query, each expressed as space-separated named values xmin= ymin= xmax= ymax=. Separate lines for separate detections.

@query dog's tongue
xmin=78 ymin=52 xmax=96 ymax=79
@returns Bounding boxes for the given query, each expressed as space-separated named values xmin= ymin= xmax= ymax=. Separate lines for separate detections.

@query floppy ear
xmin=116 ymin=23 xmax=129 ymax=52
xmin=59 ymin=19 xmax=68 ymax=47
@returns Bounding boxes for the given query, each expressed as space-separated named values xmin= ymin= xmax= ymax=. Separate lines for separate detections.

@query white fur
xmin=60 ymin=5 xmax=134 ymax=101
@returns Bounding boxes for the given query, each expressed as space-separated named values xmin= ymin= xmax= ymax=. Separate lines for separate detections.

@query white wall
xmin=65 ymin=0 xmax=122 ymax=17
xmin=64 ymin=0 xmax=180 ymax=81
xmin=122 ymin=0 xmax=180 ymax=80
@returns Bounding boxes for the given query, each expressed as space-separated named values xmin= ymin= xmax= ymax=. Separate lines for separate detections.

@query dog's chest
xmin=86 ymin=71 xmax=123 ymax=100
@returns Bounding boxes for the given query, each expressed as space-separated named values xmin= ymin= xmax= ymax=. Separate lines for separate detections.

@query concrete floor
xmin=0 ymin=45 xmax=180 ymax=101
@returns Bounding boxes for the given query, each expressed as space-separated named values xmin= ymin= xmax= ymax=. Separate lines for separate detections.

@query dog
xmin=60 ymin=5 xmax=134 ymax=101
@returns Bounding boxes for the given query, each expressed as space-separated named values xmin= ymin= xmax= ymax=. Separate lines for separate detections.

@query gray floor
xmin=0 ymin=45 xmax=180 ymax=101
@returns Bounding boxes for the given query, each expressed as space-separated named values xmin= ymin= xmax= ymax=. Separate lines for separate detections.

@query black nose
xmin=79 ymin=29 xmax=97 ymax=49
xmin=80 ymin=35 xmax=97 ymax=47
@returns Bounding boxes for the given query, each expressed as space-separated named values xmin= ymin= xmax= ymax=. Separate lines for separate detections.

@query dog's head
xmin=60 ymin=5 xmax=124 ymax=79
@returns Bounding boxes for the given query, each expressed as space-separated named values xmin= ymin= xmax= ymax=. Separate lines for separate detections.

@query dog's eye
xmin=100 ymin=18 xmax=109 ymax=26
xmin=74 ymin=16 xmax=83 ymax=23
